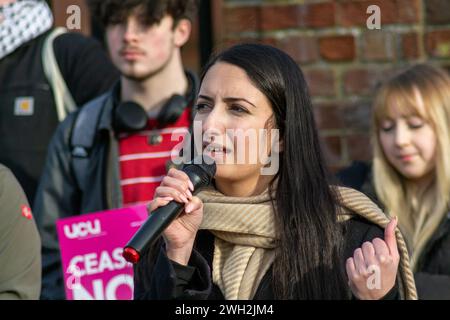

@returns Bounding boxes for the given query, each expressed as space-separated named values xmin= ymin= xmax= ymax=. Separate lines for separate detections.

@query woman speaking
xmin=133 ymin=44 xmax=417 ymax=300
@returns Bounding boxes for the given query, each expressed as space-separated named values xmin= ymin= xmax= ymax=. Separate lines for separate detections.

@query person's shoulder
xmin=53 ymin=31 xmax=103 ymax=52
xmin=336 ymin=161 xmax=372 ymax=190
xmin=0 ymin=164 xmax=21 ymax=192
xmin=53 ymin=109 xmax=81 ymax=141
xmin=51 ymin=30 xmax=108 ymax=66
xmin=343 ymin=216 xmax=384 ymax=237
xmin=0 ymin=164 xmax=15 ymax=183
xmin=0 ymin=165 xmax=28 ymax=225
xmin=341 ymin=216 xmax=384 ymax=254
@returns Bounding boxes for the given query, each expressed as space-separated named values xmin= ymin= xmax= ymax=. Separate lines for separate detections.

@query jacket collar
xmin=96 ymin=81 xmax=119 ymax=132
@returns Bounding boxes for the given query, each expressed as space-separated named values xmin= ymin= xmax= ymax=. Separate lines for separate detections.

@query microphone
xmin=122 ymin=156 xmax=216 ymax=264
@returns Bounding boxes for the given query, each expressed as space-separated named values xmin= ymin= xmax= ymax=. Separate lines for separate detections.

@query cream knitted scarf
xmin=198 ymin=186 xmax=276 ymax=300
xmin=197 ymin=185 xmax=417 ymax=300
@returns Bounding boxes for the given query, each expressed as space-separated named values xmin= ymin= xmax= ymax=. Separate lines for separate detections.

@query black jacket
xmin=337 ymin=161 xmax=450 ymax=300
xmin=0 ymin=30 xmax=119 ymax=204
xmin=33 ymin=79 xmax=196 ymax=299
xmin=133 ymin=218 xmax=399 ymax=300
xmin=33 ymin=91 xmax=123 ymax=300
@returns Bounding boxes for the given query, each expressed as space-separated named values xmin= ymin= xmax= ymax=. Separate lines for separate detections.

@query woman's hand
xmin=346 ymin=217 xmax=400 ymax=300
xmin=148 ymin=168 xmax=203 ymax=266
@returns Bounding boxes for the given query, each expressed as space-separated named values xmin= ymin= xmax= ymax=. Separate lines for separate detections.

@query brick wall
xmin=214 ymin=0 xmax=450 ymax=171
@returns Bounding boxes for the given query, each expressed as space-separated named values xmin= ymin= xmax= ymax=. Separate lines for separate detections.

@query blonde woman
xmin=338 ymin=64 xmax=450 ymax=299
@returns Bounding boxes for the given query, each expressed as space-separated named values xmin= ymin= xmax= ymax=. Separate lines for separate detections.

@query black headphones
xmin=113 ymin=70 xmax=198 ymax=134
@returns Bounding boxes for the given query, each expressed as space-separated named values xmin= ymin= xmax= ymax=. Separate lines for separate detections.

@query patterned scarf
xmin=198 ymin=186 xmax=418 ymax=300
xmin=0 ymin=0 xmax=53 ymax=59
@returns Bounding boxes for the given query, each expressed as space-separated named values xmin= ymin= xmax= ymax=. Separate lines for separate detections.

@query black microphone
xmin=122 ymin=156 xmax=216 ymax=264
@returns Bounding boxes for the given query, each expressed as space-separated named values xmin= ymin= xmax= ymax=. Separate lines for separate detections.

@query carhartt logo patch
xmin=14 ymin=97 xmax=34 ymax=116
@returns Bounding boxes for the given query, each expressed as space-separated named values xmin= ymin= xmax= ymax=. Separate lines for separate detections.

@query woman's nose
xmin=202 ymin=107 xmax=225 ymax=134
xmin=394 ymin=123 xmax=411 ymax=147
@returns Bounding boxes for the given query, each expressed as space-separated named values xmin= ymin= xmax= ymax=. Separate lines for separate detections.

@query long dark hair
xmin=200 ymin=44 xmax=348 ymax=299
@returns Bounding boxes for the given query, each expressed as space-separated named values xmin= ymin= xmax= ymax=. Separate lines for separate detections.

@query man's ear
xmin=173 ymin=19 xmax=192 ymax=48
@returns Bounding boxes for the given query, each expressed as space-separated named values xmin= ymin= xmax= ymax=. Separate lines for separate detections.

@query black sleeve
xmin=53 ymin=32 xmax=120 ymax=106
xmin=344 ymin=218 xmax=400 ymax=300
xmin=32 ymin=112 xmax=81 ymax=300
xmin=0 ymin=167 xmax=41 ymax=299
xmin=134 ymin=245 xmax=212 ymax=300
xmin=414 ymin=272 xmax=450 ymax=300
xmin=171 ymin=261 xmax=197 ymax=297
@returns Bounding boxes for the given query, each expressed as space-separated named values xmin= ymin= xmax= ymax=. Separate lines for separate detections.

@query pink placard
xmin=56 ymin=205 xmax=149 ymax=300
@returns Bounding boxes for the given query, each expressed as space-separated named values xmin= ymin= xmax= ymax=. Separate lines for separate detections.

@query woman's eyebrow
xmin=198 ymin=95 xmax=257 ymax=108
xmin=223 ymin=97 xmax=257 ymax=108
xmin=198 ymin=95 xmax=214 ymax=102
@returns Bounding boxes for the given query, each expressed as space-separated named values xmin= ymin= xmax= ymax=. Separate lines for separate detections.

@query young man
xmin=33 ymin=0 xmax=199 ymax=299
xmin=0 ymin=0 xmax=119 ymax=204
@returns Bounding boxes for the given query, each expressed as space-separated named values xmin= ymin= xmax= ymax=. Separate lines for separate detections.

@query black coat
xmin=133 ymin=217 xmax=399 ymax=300
xmin=337 ymin=161 xmax=450 ymax=300
xmin=0 ymin=30 xmax=119 ymax=204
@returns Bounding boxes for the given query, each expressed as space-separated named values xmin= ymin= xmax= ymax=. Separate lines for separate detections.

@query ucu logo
xmin=64 ymin=220 xmax=101 ymax=239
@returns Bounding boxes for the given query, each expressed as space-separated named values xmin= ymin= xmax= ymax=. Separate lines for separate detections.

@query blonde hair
xmin=372 ymin=64 xmax=450 ymax=270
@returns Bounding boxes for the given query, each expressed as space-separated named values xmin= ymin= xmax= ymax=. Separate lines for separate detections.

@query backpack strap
xmin=70 ymin=93 xmax=108 ymax=190
xmin=42 ymin=27 xmax=77 ymax=122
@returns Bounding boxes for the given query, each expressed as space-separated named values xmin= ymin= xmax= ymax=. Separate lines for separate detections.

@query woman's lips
xmin=202 ymin=142 xmax=231 ymax=157
xmin=398 ymin=154 xmax=417 ymax=162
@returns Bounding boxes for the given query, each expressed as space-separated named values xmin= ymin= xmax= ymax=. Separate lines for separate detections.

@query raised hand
xmin=346 ymin=217 xmax=400 ymax=300
xmin=148 ymin=168 xmax=203 ymax=265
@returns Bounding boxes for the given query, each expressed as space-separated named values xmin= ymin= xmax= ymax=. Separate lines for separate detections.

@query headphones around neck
xmin=113 ymin=70 xmax=198 ymax=134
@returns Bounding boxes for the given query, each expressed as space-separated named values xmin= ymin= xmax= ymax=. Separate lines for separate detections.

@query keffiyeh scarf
xmin=0 ymin=0 xmax=53 ymax=59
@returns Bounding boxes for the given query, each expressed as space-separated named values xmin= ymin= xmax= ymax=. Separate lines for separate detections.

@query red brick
xmin=426 ymin=30 xmax=450 ymax=58
xmin=313 ymin=103 xmax=343 ymax=130
xmin=342 ymin=102 xmax=372 ymax=132
xmin=402 ymin=33 xmax=421 ymax=60
xmin=304 ymin=69 xmax=336 ymax=97
xmin=338 ymin=0 xmax=419 ymax=27
xmin=221 ymin=37 xmax=277 ymax=50
xmin=260 ymin=37 xmax=278 ymax=47
xmin=343 ymin=68 xmax=383 ymax=96
xmin=346 ymin=135 xmax=373 ymax=161
xmin=319 ymin=35 xmax=356 ymax=61
xmin=362 ymin=31 xmax=397 ymax=62
xmin=223 ymin=6 xmax=259 ymax=34
xmin=320 ymin=136 xmax=342 ymax=165
xmin=396 ymin=0 xmax=421 ymax=23
xmin=338 ymin=0 xmax=396 ymax=27
xmin=259 ymin=3 xmax=335 ymax=31
xmin=301 ymin=2 xmax=336 ymax=28
xmin=277 ymin=36 xmax=319 ymax=64
xmin=260 ymin=5 xmax=303 ymax=31
xmin=426 ymin=0 xmax=450 ymax=25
